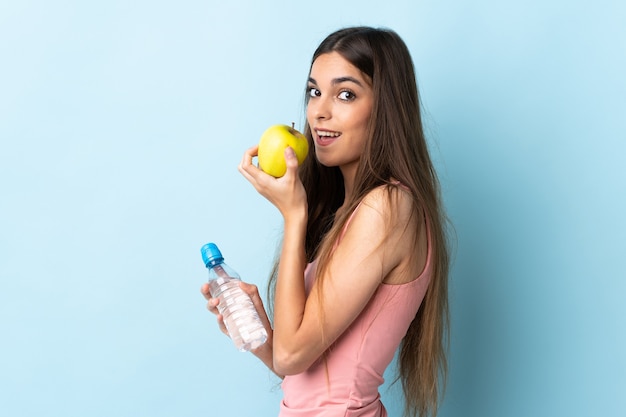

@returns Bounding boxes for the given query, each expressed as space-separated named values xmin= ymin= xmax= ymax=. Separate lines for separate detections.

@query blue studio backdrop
xmin=1 ymin=1 xmax=624 ymax=416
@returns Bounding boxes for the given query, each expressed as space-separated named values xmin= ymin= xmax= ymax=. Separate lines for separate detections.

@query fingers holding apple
xmin=257 ymin=124 xmax=309 ymax=178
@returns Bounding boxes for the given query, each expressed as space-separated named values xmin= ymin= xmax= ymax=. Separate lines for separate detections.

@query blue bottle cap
xmin=201 ymin=243 xmax=223 ymax=267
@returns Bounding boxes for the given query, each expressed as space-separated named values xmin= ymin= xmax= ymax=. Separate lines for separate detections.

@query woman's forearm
xmin=272 ymin=212 xmax=308 ymax=373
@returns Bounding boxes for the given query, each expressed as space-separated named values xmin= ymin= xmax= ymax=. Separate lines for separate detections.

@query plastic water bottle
xmin=201 ymin=243 xmax=268 ymax=352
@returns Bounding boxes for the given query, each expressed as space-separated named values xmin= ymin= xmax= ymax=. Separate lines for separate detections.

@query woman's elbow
xmin=273 ymin=347 xmax=313 ymax=376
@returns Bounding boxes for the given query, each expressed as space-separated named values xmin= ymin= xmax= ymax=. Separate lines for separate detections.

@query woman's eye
xmin=338 ymin=90 xmax=355 ymax=101
xmin=308 ymin=87 xmax=321 ymax=98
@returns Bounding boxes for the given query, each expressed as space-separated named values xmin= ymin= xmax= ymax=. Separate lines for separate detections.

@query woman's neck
xmin=340 ymin=163 xmax=358 ymax=203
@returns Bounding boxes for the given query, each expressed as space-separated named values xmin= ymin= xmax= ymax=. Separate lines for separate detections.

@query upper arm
xmin=280 ymin=187 xmax=415 ymax=373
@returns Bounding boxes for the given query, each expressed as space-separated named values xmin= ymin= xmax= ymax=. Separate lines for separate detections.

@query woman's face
xmin=306 ymin=52 xmax=374 ymax=176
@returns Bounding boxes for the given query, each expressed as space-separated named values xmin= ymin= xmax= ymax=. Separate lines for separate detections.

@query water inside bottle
xmin=208 ymin=277 xmax=268 ymax=352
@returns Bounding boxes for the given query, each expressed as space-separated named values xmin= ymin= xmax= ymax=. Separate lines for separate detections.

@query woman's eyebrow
xmin=307 ymin=76 xmax=364 ymax=87
xmin=332 ymin=76 xmax=364 ymax=87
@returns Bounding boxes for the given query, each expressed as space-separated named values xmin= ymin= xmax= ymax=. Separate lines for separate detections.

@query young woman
xmin=202 ymin=26 xmax=450 ymax=417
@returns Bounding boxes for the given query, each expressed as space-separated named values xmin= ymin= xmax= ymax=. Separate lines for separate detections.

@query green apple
xmin=257 ymin=124 xmax=309 ymax=177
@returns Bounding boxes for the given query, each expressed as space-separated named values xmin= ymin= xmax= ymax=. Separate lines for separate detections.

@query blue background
xmin=1 ymin=1 xmax=624 ymax=416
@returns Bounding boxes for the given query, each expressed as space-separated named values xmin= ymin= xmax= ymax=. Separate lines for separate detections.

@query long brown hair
xmin=268 ymin=27 xmax=450 ymax=417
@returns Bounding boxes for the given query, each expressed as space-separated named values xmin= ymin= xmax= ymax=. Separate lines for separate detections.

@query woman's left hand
xmin=238 ymin=145 xmax=307 ymax=221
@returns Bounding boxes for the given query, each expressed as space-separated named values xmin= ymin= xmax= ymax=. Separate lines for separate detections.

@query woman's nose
xmin=310 ymin=96 xmax=331 ymax=120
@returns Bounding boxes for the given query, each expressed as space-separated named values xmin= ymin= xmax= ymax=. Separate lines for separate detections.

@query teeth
xmin=317 ymin=130 xmax=341 ymax=137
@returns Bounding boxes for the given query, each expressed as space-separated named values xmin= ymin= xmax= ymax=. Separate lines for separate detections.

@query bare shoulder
xmin=360 ymin=183 xmax=417 ymax=227
xmin=359 ymin=183 xmax=426 ymax=284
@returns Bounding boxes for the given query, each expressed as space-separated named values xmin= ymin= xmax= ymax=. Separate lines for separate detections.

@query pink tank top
xmin=279 ymin=206 xmax=432 ymax=417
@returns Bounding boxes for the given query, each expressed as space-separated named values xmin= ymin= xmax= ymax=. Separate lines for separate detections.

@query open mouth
xmin=315 ymin=129 xmax=342 ymax=146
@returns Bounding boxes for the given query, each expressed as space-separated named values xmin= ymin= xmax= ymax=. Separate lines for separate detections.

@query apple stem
xmin=292 ymin=122 xmax=295 ymax=129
